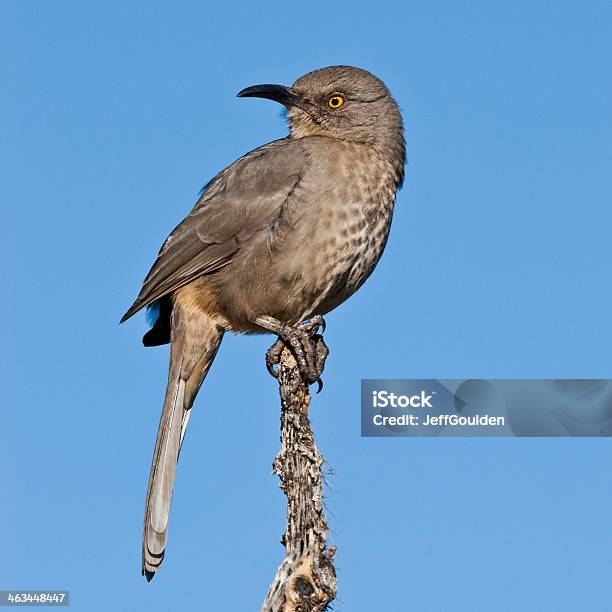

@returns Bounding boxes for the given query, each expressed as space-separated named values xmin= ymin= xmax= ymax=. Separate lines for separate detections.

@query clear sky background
xmin=2 ymin=1 xmax=612 ymax=611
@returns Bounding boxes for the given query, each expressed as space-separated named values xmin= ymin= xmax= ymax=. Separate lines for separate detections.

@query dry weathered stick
xmin=261 ymin=347 xmax=337 ymax=612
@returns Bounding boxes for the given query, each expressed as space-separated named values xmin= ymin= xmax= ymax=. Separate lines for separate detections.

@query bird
xmin=121 ymin=65 xmax=406 ymax=580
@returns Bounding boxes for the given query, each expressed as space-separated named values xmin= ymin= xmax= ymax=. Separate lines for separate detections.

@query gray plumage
xmin=122 ymin=65 xmax=405 ymax=580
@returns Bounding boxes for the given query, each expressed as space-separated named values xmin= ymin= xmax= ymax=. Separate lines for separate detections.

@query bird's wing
xmin=121 ymin=139 xmax=305 ymax=322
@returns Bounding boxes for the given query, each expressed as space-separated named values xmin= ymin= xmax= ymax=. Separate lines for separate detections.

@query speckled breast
xmin=310 ymin=184 xmax=397 ymax=318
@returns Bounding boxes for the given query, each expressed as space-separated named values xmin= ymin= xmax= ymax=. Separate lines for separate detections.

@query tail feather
xmin=150 ymin=378 xmax=184 ymax=537
xmin=179 ymin=404 xmax=192 ymax=452
xmin=141 ymin=303 xmax=223 ymax=580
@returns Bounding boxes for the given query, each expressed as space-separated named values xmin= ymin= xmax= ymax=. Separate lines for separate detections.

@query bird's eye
xmin=327 ymin=95 xmax=344 ymax=109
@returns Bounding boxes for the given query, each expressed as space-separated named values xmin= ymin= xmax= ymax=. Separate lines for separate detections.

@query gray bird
xmin=121 ymin=65 xmax=405 ymax=580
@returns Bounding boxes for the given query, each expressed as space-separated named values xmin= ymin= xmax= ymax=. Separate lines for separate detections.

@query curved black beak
xmin=237 ymin=84 xmax=311 ymax=113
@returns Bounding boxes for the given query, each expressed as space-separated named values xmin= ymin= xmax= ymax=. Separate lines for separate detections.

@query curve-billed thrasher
xmin=122 ymin=65 xmax=405 ymax=580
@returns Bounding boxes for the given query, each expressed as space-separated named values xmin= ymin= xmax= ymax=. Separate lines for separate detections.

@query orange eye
xmin=328 ymin=95 xmax=344 ymax=109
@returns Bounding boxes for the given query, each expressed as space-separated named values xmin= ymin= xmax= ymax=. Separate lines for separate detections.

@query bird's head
xmin=238 ymin=66 xmax=405 ymax=169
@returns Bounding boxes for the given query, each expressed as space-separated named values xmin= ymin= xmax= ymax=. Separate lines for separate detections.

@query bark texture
xmin=261 ymin=348 xmax=337 ymax=612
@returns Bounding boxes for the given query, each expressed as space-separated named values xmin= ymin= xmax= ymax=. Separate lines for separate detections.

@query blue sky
xmin=2 ymin=1 xmax=612 ymax=610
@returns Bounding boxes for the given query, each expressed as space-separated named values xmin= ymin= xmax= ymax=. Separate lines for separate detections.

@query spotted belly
xmin=306 ymin=198 xmax=395 ymax=318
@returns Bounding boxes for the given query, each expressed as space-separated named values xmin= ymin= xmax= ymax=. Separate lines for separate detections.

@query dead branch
xmin=261 ymin=347 xmax=336 ymax=612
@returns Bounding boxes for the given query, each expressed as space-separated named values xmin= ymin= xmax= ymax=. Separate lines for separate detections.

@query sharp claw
xmin=265 ymin=338 xmax=284 ymax=379
xmin=315 ymin=378 xmax=323 ymax=393
xmin=309 ymin=315 xmax=325 ymax=334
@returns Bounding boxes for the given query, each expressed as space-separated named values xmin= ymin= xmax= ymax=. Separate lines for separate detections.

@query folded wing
xmin=121 ymin=139 xmax=305 ymax=322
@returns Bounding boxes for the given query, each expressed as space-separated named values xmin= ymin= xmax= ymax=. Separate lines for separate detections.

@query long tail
xmin=142 ymin=302 xmax=223 ymax=581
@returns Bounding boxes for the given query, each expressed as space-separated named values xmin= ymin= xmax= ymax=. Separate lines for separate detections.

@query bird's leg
xmin=256 ymin=315 xmax=329 ymax=389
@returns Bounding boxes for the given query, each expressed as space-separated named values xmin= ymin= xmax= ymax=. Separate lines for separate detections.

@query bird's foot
xmin=265 ymin=338 xmax=285 ymax=378
xmin=259 ymin=315 xmax=329 ymax=391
